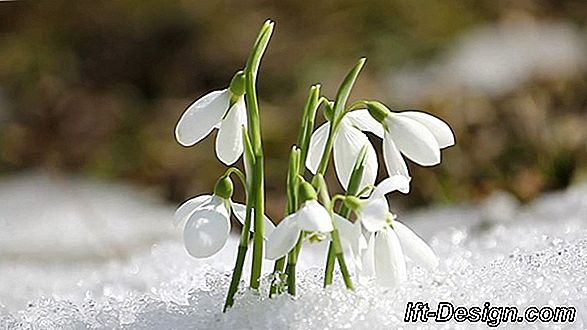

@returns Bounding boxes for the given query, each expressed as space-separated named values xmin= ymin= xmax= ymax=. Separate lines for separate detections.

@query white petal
xmin=173 ymin=195 xmax=213 ymax=227
xmin=361 ymin=146 xmax=379 ymax=195
xmin=359 ymin=197 xmax=389 ymax=233
xmin=372 ymin=175 xmax=411 ymax=198
xmin=208 ymin=195 xmax=231 ymax=216
xmin=296 ymin=200 xmax=334 ymax=232
xmin=382 ymin=132 xmax=410 ymax=177
xmin=397 ymin=111 xmax=454 ymax=148
xmin=393 ymin=221 xmax=439 ymax=270
xmin=333 ymin=123 xmax=378 ymax=191
xmin=305 ymin=123 xmax=330 ymax=174
xmin=231 ymin=202 xmax=275 ymax=238
xmin=360 ymin=232 xmax=376 ymax=278
xmin=385 ymin=114 xmax=440 ymax=166
xmin=333 ymin=214 xmax=354 ymax=241
xmin=215 ymin=96 xmax=247 ymax=165
xmin=356 ymin=221 xmax=368 ymax=252
xmin=265 ymin=214 xmax=300 ymax=260
xmin=374 ymin=227 xmax=407 ymax=287
xmin=334 ymin=214 xmax=364 ymax=269
xmin=333 ymin=214 xmax=357 ymax=252
xmin=175 ymin=89 xmax=230 ymax=146
xmin=345 ymin=109 xmax=384 ymax=138
xmin=183 ymin=207 xmax=230 ymax=258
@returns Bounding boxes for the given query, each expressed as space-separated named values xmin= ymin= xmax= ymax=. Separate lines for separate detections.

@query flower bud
xmin=343 ymin=195 xmax=362 ymax=211
xmin=365 ymin=101 xmax=390 ymax=123
xmin=298 ymin=181 xmax=318 ymax=203
xmin=214 ymin=176 xmax=234 ymax=199
xmin=229 ymin=70 xmax=246 ymax=96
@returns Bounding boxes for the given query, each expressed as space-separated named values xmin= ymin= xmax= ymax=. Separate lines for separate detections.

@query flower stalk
xmin=244 ymin=20 xmax=274 ymax=290
xmin=324 ymin=146 xmax=368 ymax=286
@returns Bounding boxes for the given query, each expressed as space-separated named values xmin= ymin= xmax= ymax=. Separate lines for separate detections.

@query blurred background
xmin=1 ymin=0 xmax=586 ymax=219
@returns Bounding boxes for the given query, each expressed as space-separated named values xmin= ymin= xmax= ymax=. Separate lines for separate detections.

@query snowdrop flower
xmin=175 ymin=72 xmax=248 ymax=165
xmin=174 ymin=177 xmax=275 ymax=258
xmin=346 ymin=175 xmax=411 ymax=233
xmin=366 ymin=101 xmax=455 ymax=178
xmin=266 ymin=183 xmax=334 ymax=260
xmin=361 ymin=219 xmax=439 ymax=287
xmin=341 ymin=175 xmax=437 ymax=286
xmin=306 ymin=110 xmax=382 ymax=191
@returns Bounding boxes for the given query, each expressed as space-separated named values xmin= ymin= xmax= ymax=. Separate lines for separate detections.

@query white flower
xmin=174 ymin=194 xmax=274 ymax=258
xmin=354 ymin=175 xmax=411 ymax=232
xmin=265 ymin=200 xmax=334 ymax=260
xmin=340 ymin=175 xmax=437 ymax=287
xmin=381 ymin=111 xmax=455 ymax=178
xmin=361 ymin=220 xmax=439 ymax=287
xmin=362 ymin=226 xmax=407 ymax=287
xmin=175 ymin=89 xmax=247 ymax=165
xmin=306 ymin=110 xmax=382 ymax=192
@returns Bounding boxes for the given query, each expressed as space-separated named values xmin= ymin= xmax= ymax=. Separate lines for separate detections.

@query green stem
xmin=312 ymin=175 xmax=354 ymax=289
xmin=323 ymin=147 xmax=367 ymax=288
xmin=249 ymin=154 xmax=265 ymax=289
xmin=223 ymin=131 xmax=255 ymax=311
xmin=297 ymin=85 xmax=321 ymax=172
xmin=269 ymin=257 xmax=286 ymax=297
xmin=280 ymin=60 xmax=367 ymax=293
xmin=270 ymin=147 xmax=299 ymax=295
xmin=331 ymin=228 xmax=354 ymax=289
xmin=224 ymin=167 xmax=247 ymax=189
xmin=285 ymin=234 xmax=303 ymax=296
xmin=315 ymin=124 xmax=337 ymax=175
xmin=224 ymin=183 xmax=254 ymax=311
xmin=323 ymin=243 xmax=336 ymax=286
xmin=244 ymin=21 xmax=274 ymax=290
xmin=315 ymin=58 xmax=366 ymax=176
xmin=223 ymin=244 xmax=248 ymax=312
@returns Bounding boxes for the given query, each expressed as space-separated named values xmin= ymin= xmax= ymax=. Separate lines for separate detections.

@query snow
xmin=388 ymin=20 xmax=587 ymax=102
xmin=1 ymin=173 xmax=586 ymax=329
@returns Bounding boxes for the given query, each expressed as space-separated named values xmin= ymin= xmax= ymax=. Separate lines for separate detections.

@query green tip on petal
xmin=214 ymin=176 xmax=234 ymax=199
xmin=298 ymin=181 xmax=317 ymax=203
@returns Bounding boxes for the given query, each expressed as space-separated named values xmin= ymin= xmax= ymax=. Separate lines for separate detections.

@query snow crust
xmin=1 ymin=173 xmax=586 ymax=329
xmin=389 ymin=21 xmax=587 ymax=102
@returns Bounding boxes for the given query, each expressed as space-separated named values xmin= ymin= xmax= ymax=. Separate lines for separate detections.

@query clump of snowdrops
xmin=173 ymin=20 xmax=455 ymax=311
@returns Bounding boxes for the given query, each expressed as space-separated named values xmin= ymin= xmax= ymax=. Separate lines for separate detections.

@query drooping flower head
xmin=361 ymin=218 xmax=439 ymax=287
xmin=339 ymin=175 xmax=438 ymax=286
xmin=266 ymin=182 xmax=334 ymax=260
xmin=306 ymin=110 xmax=381 ymax=192
xmin=175 ymin=71 xmax=248 ymax=165
xmin=365 ymin=101 xmax=455 ymax=178
xmin=174 ymin=176 xmax=274 ymax=258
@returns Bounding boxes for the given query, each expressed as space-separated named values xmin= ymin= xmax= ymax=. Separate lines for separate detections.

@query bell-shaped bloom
xmin=306 ymin=110 xmax=382 ymax=192
xmin=353 ymin=175 xmax=410 ymax=233
xmin=361 ymin=220 xmax=439 ymax=287
xmin=175 ymin=89 xmax=247 ymax=165
xmin=266 ymin=200 xmax=334 ymax=260
xmin=381 ymin=111 xmax=454 ymax=178
xmin=362 ymin=226 xmax=407 ymax=287
xmin=174 ymin=194 xmax=274 ymax=258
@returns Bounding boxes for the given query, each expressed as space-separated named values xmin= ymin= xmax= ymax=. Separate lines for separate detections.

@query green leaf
xmin=332 ymin=58 xmax=366 ymax=124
